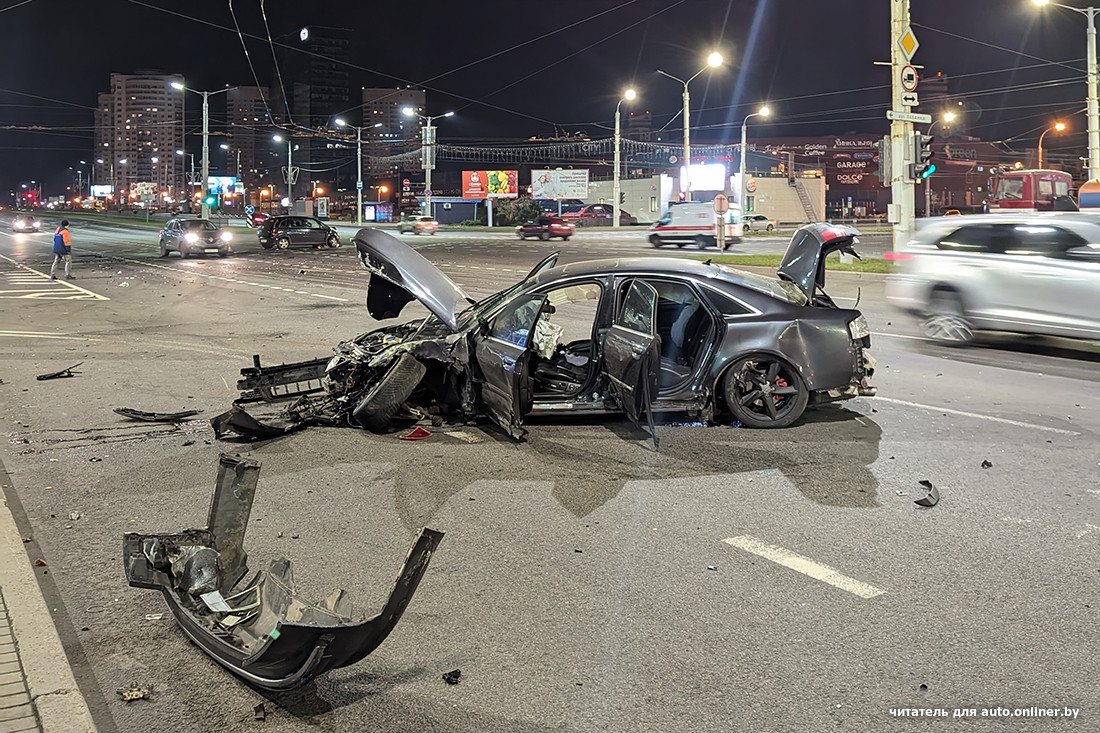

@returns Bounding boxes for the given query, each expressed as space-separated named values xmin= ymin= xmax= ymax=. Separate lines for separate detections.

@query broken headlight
xmin=848 ymin=315 xmax=870 ymax=340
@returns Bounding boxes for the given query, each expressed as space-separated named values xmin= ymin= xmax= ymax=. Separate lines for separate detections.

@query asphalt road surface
xmin=1 ymin=217 xmax=1098 ymax=732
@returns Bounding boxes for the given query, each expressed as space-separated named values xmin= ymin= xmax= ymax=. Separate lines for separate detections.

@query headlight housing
xmin=848 ymin=315 xmax=870 ymax=340
xmin=184 ymin=232 xmax=199 ymax=243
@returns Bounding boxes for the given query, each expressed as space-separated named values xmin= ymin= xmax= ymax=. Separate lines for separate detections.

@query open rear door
xmin=473 ymin=293 xmax=548 ymax=440
xmin=603 ymin=279 xmax=661 ymax=446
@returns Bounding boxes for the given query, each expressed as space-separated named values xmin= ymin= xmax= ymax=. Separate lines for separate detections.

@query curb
xmin=0 ymin=471 xmax=96 ymax=732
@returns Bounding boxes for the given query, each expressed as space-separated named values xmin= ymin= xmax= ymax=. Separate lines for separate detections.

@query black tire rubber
xmin=539 ymin=232 xmax=550 ymax=241
xmin=722 ymin=354 xmax=809 ymax=429
xmin=260 ymin=240 xmax=275 ymax=250
xmin=695 ymin=235 xmax=709 ymax=249
xmin=766 ymin=224 xmax=774 ymax=232
xmin=159 ymin=240 xmax=169 ymax=257
xmin=649 ymin=234 xmax=662 ymax=247
xmin=275 ymin=236 xmax=290 ymax=250
xmin=562 ymin=236 xmax=570 ymax=241
xmin=218 ymin=250 xmax=229 ymax=258
xmin=517 ymin=233 xmax=526 ymax=240
xmin=327 ymin=235 xmax=340 ymax=248
xmin=922 ymin=288 xmax=973 ymax=344
xmin=352 ymin=353 xmax=427 ymax=432
xmin=180 ymin=249 xmax=190 ymax=259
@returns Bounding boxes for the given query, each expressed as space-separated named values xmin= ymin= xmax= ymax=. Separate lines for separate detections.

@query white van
xmin=648 ymin=203 xmax=744 ymax=249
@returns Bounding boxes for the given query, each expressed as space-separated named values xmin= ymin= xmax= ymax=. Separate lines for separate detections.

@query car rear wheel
xmin=649 ymin=234 xmax=662 ymax=247
xmin=695 ymin=235 xmax=709 ymax=249
xmin=561 ymin=236 xmax=570 ymax=241
xmin=539 ymin=232 xmax=550 ymax=241
xmin=517 ymin=233 xmax=526 ymax=240
xmin=326 ymin=234 xmax=340 ymax=248
xmin=275 ymin=236 xmax=290 ymax=250
xmin=159 ymin=239 xmax=169 ymax=257
xmin=351 ymin=353 xmax=427 ymax=432
xmin=766 ymin=224 xmax=774 ymax=231
xmin=723 ymin=355 xmax=809 ymax=429
xmin=923 ymin=289 xmax=973 ymax=344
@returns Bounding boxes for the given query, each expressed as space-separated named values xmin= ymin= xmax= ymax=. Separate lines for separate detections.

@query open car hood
xmin=776 ymin=223 xmax=862 ymax=300
xmin=354 ymin=228 xmax=472 ymax=332
xmin=124 ymin=453 xmax=443 ymax=690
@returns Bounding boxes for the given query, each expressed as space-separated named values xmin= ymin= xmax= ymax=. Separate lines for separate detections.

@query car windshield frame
xmin=181 ymin=220 xmax=219 ymax=231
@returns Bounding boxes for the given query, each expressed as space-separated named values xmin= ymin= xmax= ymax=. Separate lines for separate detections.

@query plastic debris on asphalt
xmin=981 ymin=460 xmax=993 ymax=469
xmin=117 ymin=684 xmax=150 ymax=702
xmin=442 ymin=669 xmax=462 ymax=685
xmin=915 ymin=480 xmax=940 ymax=507
xmin=400 ymin=426 xmax=433 ymax=441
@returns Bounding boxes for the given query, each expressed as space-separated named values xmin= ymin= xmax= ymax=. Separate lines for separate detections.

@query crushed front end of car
xmin=123 ymin=453 xmax=444 ymax=690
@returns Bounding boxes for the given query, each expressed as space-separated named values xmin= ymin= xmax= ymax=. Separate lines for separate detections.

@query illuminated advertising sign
xmin=207 ymin=176 xmax=237 ymax=195
xmin=90 ymin=184 xmax=113 ymax=198
xmin=680 ymin=163 xmax=728 ymax=191
xmin=531 ymin=169 xmax=589 ymax=200
xmin=463 ymin=170 xmax=518 ymax=199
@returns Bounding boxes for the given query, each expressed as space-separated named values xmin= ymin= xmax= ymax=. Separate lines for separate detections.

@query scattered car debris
xmin=253 ymin=703 xmax=267 ymax=721
xmin=113 ymin=407 xmax=202 ymax=422
xmin=123 ymin=453 xmax=444 ymax=690
xmin=117 ymin=684 xmax=150 ymax=702
xmin=442 ymin=669 xmax=462 ymax=685
xmin=981 ymin=460 xmax=993 ymax=469
xmin=36 ymin=362 xmax=83 ymax=381
xmin=21 ymin=536 xmax=32 ymax=543
xmin=89 ymin=457 xmax=103 ymax=462
xmin=707 ymin=565 xmax=718 ymax=571
xmin=894 ymin=490 xmax=909 ymax=497
xmin=144 ymin=613 xmax=165 ymax=621
xmin=399 ymin=426 xmax=433 ymax=441
xmin=69 ymin=511 xmax=82 ymax=521
xmin=915 ymin=480 xmax=940 ymax=507
xmin=34 ymin=559 xmax=47 ymax=567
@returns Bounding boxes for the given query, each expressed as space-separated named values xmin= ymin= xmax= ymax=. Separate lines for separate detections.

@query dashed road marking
xmin=873 ymin=396 xmax=1078 ymax=435
xmin=722 ymin=535 xmax=885 ymax=599
xmin=0 ymin=330 xmax=102 ymax=342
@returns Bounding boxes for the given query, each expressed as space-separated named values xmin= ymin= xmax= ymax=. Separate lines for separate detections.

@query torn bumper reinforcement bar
xmin=123 ymin=453 xmax=443 ymax=690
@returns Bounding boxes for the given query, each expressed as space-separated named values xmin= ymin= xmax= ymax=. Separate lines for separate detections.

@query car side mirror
xmin=1065 ymin=245 xmax=1100 ymax=262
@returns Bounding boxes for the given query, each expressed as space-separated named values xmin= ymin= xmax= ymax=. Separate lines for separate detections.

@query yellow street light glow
xmin=759 ymin=106 xmax=771 ymax=117
xmin=1055 ymin=121 xmax=1066 ymax=131
xmin=707 ymin=52 xmax=723 ymax=68
xmin=624 ymin=88 xmax=637 ymax=101
xmin=944 ymin=111 xmax=957 ymax=122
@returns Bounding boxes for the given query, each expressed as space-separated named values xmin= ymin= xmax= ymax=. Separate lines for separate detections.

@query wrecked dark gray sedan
xmin=212 ymin=223 xmax=875 ymax=441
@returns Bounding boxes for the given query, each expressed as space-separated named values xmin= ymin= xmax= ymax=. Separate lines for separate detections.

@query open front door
xmin=473 ymin=293 xmax=548 ymax=440
xmin=603 ymin=280 xmax=661 ymax=442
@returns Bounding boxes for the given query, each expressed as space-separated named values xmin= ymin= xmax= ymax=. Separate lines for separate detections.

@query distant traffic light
xmin=203 ymin=194 xmax=217 ymax=208
xmin=873 ymin=135 xmax=891 ymax=186
xmin=913 ymin=133 xmax=935 ymax=179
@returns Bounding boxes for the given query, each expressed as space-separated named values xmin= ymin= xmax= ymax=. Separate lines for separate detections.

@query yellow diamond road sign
xmin=898 ymin=26 xmax=919 ymax=60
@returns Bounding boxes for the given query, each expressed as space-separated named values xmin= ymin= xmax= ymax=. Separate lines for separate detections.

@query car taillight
xmin=848 ymin=315 xmax=870 ymax=340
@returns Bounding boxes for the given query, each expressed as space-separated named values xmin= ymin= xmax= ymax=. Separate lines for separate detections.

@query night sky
xmin=0 ymin=0 xmax=1089 ymax=197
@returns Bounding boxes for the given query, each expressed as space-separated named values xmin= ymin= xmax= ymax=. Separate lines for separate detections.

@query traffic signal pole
xmin=890 ymin=0 xmax=915 ymax=252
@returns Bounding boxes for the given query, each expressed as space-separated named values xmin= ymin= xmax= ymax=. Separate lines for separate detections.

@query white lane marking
xmin=443 ymin=430 xmax=481 ymax=443
xmin=0 ymin=330 xmax=102 ymax=342
xmin=722 ymin=535 xmax=885 ymax=599
xmin=871 ymin=331 xmax=925 ymax=342
xmin=1001 ymin=517 xmax=1037 ymax=525
xmin=0 ymin=253 xmax=109 ymax=300
xmin=874 ymin=396 xmax=1078 ymax=435
xmin=1074 ymin=523 xmax=1100 ymax=539
xmin=1087 ymin=490 xmax=1100 ymax=497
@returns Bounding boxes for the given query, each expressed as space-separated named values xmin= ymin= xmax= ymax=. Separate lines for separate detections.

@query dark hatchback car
xmin=517 ymin=216 xmax=576 ymax=241
xmin=257 ymin=215 xmax=341 ymax=250
xmin=213 ymin=224 xmax=876 ymax=442
xmin=159 ymin=218 xmax=233 ymax=257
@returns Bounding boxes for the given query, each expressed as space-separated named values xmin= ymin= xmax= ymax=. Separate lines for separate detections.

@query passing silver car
xmin=886 ymin=213 xmax=1100 ymax=343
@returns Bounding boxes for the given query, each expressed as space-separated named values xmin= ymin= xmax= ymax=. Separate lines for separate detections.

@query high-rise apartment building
xmin=98 ymin=73 xmax=185 ymax=203
xmin=360 ymin=87 xmax=425 ymax=177
xmin=226 ymin=87 xmax=272 ymax=190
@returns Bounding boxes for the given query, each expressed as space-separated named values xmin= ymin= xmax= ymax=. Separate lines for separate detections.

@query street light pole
xmin=335 ymin=119 xmax=380 ymax=227
xmin=1038 ymin=121 xmax=1067 ymax=168
xmin=657 ymin=52 xmax=723 ymax=199
xmin=739 ymin=106 xmax=770 ymax=217
xmin=613 ymin=88 xmax=637 ymax=229
xmin=172 ymin=82 xmax=235 ymax=218
xmin=403 ymin=107 xmax=454 ymax=219
xmin=1034 ymin=1 xmax=1100 ymax=179
xmin=924 ymin=112 xmax=956 ymax=216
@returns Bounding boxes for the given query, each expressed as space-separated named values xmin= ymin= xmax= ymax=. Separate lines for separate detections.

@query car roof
xmin=912 ymin=212 xmax=1100 ymax=243
xmin=533 ymin=256 xmax=761 ymax=286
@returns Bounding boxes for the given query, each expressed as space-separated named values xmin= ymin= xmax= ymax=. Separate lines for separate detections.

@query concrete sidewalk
xmin=0 ymin=471 xmax=95 ymax=732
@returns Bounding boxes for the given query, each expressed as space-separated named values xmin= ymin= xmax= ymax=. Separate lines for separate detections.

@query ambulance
xmin=648 ymin=203 xmax=744 ymax=248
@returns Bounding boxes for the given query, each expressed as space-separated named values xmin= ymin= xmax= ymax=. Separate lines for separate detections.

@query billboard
xmin=463 ymin=170 xmax=518 ymax=199
xmin=90 ymin=184 xmax=113 ymax=198
xmin=531 ymin=169 xmax=589 ymax=200
xmin=680 ymin=163 xmax=728 ymax=191
xmin=207 ymin=176 xmax=237 ymax=194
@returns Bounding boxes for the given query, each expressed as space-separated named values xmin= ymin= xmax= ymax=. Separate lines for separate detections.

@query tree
xmin=492 ymin=197 xmax=542 ymax=226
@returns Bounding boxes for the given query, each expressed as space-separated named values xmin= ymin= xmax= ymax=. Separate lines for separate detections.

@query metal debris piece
xmin=253 ymin=703 xmax=266 ymax=721
xmin=113 ymin=407 xmax=202 ymax=422
xmin=981 ymin=460 xmax=993 ymax=469
xmin=707 ymin=565 xmax=718 ymax=571
xmin=442 ymin=669 xmax=461 ymax=685
xmin=36 ymin=362 xmax=83 ymax=381
xmin=144 ymin=613 xmax=165 ymax=621
xmin=69 ymin=511 xmax=82 ymax=521
xmin=89 ymin=457 xmax=103 ymax=462
xmin=123 ymin=453 xmax=444 ymax=690
xmin=894 ymin=490 xmax=909 ymax=497
xmin=117 ymin=684 xmax=150 ymax=702
xmin=21 ymin=537 xmax=32 ymax=543
xmin=399 ymin=426 xmax=433 ymax=441
xmin=915 ymin=480 xmax=940 ymax=507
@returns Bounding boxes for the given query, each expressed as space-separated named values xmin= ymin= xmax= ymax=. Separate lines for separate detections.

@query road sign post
xmin=713 ymin=194 xmax=729 ymax=251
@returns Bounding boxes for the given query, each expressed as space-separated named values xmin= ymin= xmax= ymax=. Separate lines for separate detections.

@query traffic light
xmin=913 ymin=133 xmax=935 ymax=179
xmin=873 ymin=135 xmax=891 ymax=186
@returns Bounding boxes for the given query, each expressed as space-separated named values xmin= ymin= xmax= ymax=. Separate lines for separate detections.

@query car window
xmin=936 ymin=224 xmax=1015 ymax=253
xmin=616 ymin=279 xmax=657 ymax=334
xmin=700 ymin=285 xmax=753 ymax=315
xmin=713 ymin=265 xmax=808 ymax=305
xmin=489 ymin=293 xmax=547 ymax=347
xmin=1007 ymin=225 xmax=1088 ymax=257
xmin=996 ymin=178 xmax=1024 ymax=200
xmin=1055 ymin=180 xmax=1070 ymax=197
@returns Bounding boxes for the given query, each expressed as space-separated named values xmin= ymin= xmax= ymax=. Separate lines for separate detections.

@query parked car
xmin=257 ymin=215 xmax=341 ymax=250
xmin=560 ymin=204 xmax=637 ymax=227
xmin=742 ymin=214 xmax=777 ymax=232
xmin=212 ymin=223 xmax=876 ymax=442
xmin=886 ymin=213 xmax=1100 ymax=343
xmin=516 ymin=216 xmax=575 ymax=241
xmin=397 ymin=216 xmax=439 ymax=235
xmin=159 ymin=218 xmax=232 ymax=258
xmin=11 ymin=214 xmax=40 ymax=233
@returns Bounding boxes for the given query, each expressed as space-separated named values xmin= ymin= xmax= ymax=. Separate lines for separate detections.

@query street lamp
xmin=739 ymin=106 xmax=770 ymax=216
xmin=657 ymin=51 xmax=723 ymax=196
xmin=335 ymin=119 xmax=383 ymax=226
xmin=272 ymin=135 xmax=295 ymax=210
xmin=1038 ymin=121 xmax=1068 ymax=168
xmin=403 ymin=106 xmax=454 ymax=218
xmin=923 ymin=112 xmax=957 ymax=215
xmin=613 ymin=88 xmax=637 ymax=229
xmin=1033 ymin=0 xmax=1099 ymax=179
xmin=172 ymin=82 xmax=235 ymax=218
